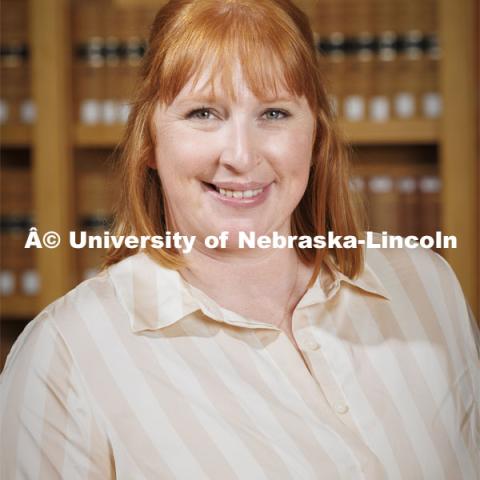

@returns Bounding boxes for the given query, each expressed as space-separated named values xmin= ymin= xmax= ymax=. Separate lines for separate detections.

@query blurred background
xmin=0 ymin=0 xmax=478 ymax=369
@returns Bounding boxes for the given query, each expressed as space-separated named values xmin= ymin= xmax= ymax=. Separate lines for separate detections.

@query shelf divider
xmin=31 ymin=0 xmax=77 ymax=311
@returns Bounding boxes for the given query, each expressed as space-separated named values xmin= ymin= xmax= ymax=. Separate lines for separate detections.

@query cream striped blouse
xmin=1 ymin=244 xmax=479 ymax=479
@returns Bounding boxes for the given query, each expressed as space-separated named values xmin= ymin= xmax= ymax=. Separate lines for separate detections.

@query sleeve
xmin=0 ymin=311 xmax=115 ymax=479
xmin=432 ymin=252 xmax=480 ymax=467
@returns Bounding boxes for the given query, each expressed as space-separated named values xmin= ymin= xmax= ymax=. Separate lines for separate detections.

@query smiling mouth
xmin=203 ymin=182 xmax=266 ymax=199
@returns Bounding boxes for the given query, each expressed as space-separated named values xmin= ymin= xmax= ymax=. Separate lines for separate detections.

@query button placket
xmin=304 ymin=328 xmax=354 ymax=424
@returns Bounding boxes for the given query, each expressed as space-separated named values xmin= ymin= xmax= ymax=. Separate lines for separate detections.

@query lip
xmin=201 ymin=181 xmax=272 ymax=207
xmin=209 ymin=181 xmax=271 ymax=191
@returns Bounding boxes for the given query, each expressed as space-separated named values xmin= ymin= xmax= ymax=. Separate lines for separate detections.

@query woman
xmin=1 ymin=0 xmax=478 ymax=478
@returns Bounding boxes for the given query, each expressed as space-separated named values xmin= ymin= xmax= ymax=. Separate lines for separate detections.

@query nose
xmin=218 ymin=116 xmax=260 ymax=173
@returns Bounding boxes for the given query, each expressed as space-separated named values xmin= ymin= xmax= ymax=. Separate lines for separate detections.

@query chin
xmin=218 ymin=222 xmax=265 ymax=236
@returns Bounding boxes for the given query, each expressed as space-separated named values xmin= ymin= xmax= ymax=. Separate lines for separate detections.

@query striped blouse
xmin=1 ymin=243 xmax=479 ymax=479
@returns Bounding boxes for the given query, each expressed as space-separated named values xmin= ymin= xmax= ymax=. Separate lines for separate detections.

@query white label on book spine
xmin=394 ymin=92 xmax=415 ymax=118
xmin=344 ymin=95 xmax=365 ymax=121
xmin=80 ymin=100 xmax=101 ymax=125
xmin=397 ymin=176 xmax=417 ymax=194
xmin=419 ymin=176 xmax=441 ymax=193
xmin=20 ymin=99 xmax=36 ymax=124
xmin=102 ymin=100 xmax=117 ymax=125
xmin=369 ymin=176 xmax=394 ymax=193
xmin=422 ymin=92 xmax=442 ymax=118
xmin=369 ymin=96 xmax=390 ymax=122
xmin=0 ymin=271 xmax=15 ymax=295
xmin=0 ymin=99 xmax=9 ymax=124
xmin=21 ymin=269 xmax=40 ymax=295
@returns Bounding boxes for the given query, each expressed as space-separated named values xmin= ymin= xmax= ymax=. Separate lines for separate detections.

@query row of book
xmin=0 ymin=213 xmax=115 ymax=296
xmin=71 ymin=20 xmax=439 ymax=63
xmin=70 ymin=0 xmax=438 ymax=46
xmin=0 ymin=216 xmax=38 ymax=296
xmin=0 ymin=153 xmax=118 ymax=217
xmin=1 ymin=0 xmax=32 ymax=128
xmin=0 ymin=214 xmax=109 ymax=295
xmin=69 ymin=53 xmax=441 ymax=126
xmin=303 ymin=0 xmax=437 ymax=37
xmin=351 ymin=173 xmax=441 ymax=241
xmin=1 ymin=0 xmax=439 ymax=46
xmin=0 ymin=161 xmax=32 ymax=216
xmin=0 ymin=64 xmax=34 ymax=126
xmin=323 ymin=54 xmax=440 ymax=121
xmin=1 ymin=148 xmax=36 ymax=296
xmin=1 ymin=0 xmax=30 ymax=125
xmin=0 ymin=0 xmax=29 ymax=53
xmin=318 ymin=31 xmax=439 ymax=56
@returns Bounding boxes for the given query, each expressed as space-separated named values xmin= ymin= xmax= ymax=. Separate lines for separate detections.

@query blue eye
xmin=186 ymin=107 xmax=290 ymax=121
xmin=186 ymin=107 xmax=214 ymax=120
xmin=263 ymin=109 xmax=289 ymax=120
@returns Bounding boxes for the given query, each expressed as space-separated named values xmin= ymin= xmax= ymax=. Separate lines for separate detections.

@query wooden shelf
xmin=0 ymin=295 xmax=38 ymax=319
xmin=75 ymin=124 xmax=125 ymax=147
xmin=0 ymin=125 xmax=32 ymax=148
xmin=339 ymin=119 xmax=439 ymax=145
xmin=73 ymin=120 xmax=439 ymax=148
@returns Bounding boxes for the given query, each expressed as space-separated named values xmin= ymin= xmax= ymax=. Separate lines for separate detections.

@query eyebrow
xmin=262 ymin=96 xmax=300 ymax=104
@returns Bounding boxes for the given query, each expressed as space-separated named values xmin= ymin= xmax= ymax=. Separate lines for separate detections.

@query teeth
xmin=217 ymin=187 xmax=264 ymax=199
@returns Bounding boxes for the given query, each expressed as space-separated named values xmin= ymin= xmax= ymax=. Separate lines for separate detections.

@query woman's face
xmin=151 ymin=63 xmax=316 ymax=247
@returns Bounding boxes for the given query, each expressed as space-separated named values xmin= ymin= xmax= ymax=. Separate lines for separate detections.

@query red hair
xmin=103 ymin=0 xmax=365 ymax=285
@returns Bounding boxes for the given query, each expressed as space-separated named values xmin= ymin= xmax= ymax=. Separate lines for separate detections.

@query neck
xmin=178 ymin=243 xmax=313 ymax=326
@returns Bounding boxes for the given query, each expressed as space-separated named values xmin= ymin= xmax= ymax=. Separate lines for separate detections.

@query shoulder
xmin=44 ymin=269 xmax=122 ymax=330
xmin=363 ymin=233 xmax=478 ymax=355
xmin=364 ymin=232 xmax=467 ymax=310
xmin=2 ymin=260 xmax=132 ymax=380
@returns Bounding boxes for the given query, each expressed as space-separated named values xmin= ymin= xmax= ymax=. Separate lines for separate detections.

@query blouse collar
xmin=107 ymin=251 xmax=391 ymax=334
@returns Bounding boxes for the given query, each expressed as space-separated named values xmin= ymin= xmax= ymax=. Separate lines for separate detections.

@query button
xmin=334 ymin=402 xmax=349 ymax=415
xmin=302 ymin=337 xmax=320 ymax=351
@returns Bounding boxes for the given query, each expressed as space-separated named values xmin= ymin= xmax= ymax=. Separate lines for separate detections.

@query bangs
xmin=154 ymin=0 xmax=318 ymax=108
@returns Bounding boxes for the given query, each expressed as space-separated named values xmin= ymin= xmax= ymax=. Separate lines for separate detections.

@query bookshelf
xmin=0 ymin=0 xmax=478 ymax=345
